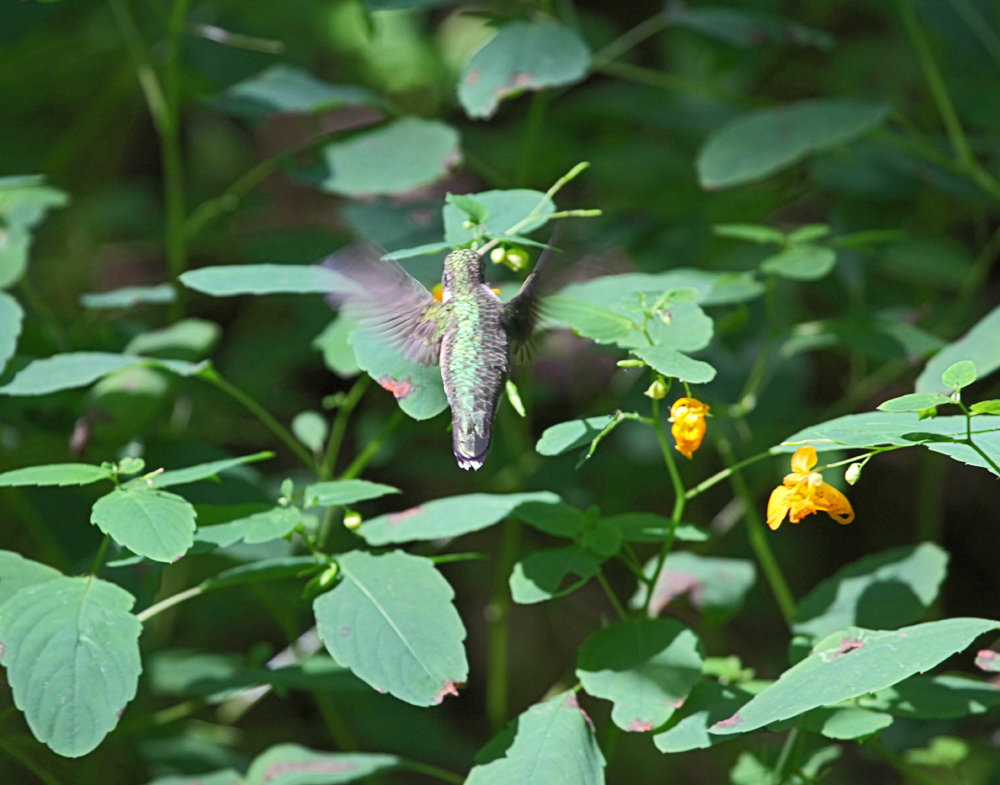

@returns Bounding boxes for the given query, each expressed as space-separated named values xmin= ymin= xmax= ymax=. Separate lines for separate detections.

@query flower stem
xmin=591 ymin=13 xmax=672 ymax=69
xmin=685 ymin=448 xmax=778 ymax=500
xmin=136 ymin=585 xmax=204 ymax=623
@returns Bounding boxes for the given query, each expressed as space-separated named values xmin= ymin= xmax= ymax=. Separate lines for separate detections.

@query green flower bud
xmin=644 ymin=379 xmax=668 ymax=400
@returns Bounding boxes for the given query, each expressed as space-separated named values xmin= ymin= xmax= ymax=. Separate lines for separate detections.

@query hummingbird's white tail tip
xmin=456 ymin=454 xmax=485 ymax=471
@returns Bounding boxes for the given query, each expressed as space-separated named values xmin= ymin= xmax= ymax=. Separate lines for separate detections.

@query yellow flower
xmin=670 ymin=397 xmax=709 ymax=459
xmin=766 ymin=446 xmax=854 ymax=530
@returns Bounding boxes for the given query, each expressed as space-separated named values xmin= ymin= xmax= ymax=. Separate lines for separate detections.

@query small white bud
xmin=845 ymin=463 xmax=862 ymax=485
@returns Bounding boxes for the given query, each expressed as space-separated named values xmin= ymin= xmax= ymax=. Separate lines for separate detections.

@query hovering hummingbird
xmin=325 ymin=244 xmax=545 ymax=470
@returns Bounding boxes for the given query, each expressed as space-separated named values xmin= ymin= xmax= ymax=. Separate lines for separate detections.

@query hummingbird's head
xmin=442 ymin=249 xmax=485 ymax=299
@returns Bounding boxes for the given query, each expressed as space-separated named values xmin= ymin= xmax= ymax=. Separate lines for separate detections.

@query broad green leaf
xmin=697 ymin=100 xmax=889 ymax=189
xmin=446 ymin=192 xmax=489 ymax=223
xmin=147 ymin=771 xmax=242 ymax=785
xmin=858 ymin=674 xmax=1000 ymax=719
xmin=510 ymin=546 xmax=603 ymax=604
xmin=91 ymin=485 xmax=197 ymax=562
xmin=0 ymin=352 xmax=203 ymax=395
xmin=942 ymin=360 xmax=977 ymax=391
xmin=359 ymin=492 xmax=558 ymax=545
xmin=80 ymin=284 xmax=175 ymax=309
xmin=709 ymin=618 xmax=1000 ymax=736
xmin=0 ymin=175 xmax=69 ymax=229
xmin=202 ymin=556 xmax=323 ymax=592
xmin=0 ymin=576 xmax=141 ymax=757
xmin=245 ymin=744 xmax=398 ymax=785
xmin=631 ymin=346 xmax=716 ymax=384
xmin=0 ymin=463 xmax=112 ymax=487
xmin=972 ymin=400 xmax=1000 ymax=415
xmin=916 ymin=303 xmax=1000 ymax=393
xmin=0 ymin=291 xmax=23 ymax=373
xmin=760 ymin=246 xmax=837 ymax=281
xmin=878 ymin=393 xmax=954 ymax=412
xmin=543 ymin=296 xmax=636 ymax=343
xmin=636 ymin=553 xmax=756 ymax=624
xmin=125 ymin=318 xmax=220 ymax=361
xmin=514 ymin=501 xmax=587 ymax=538
xmin=443 ymin=189 xmax=554 ymax=245
xmin=152 ymin=452 xmax=273 ymax=488
xmin=554 ymin=269 xmax=763 ymax=309
xmin=729 ymin=747 xmax=841 ymax=785
xmin=220 ymin=65 xmax=379 ymax=116
xmin=617 ymin=302 xmax=714 ymax=353
xmin=0 ymin=550 xmax=61 ymax=605
xmin=904 ymin=737 xmax=969 ymax=768
xmin=305 ymin=479 xmax=400 ymax=507
xmin=320 ymin=118 xmax=460 ymax=196
xmin=712 ymin=223 xmax=785 ymax=244
xmin=314 ymin=315 xmax=361 ymax=378
xmin=536 ymin=415 xmax=615 ymax=456
xmin=771 ymin=706 xmax=893 ymax=739
xmin=292 ymin=411 xmax=328 ymax=452
xmin=180 ymin=264 xmax=344 ymax=296
xmin=794 ymin=544 xmax=948 ymax=642
xmin=577 ymin=619 xmax=704 ymax=732
xmin=465 ymin=691 xmax=605 ymax=785
xmin=315 ymin=550 xmax=468 ymax=706
xmin=197 ymin=507 xmax=307 ymax=548
xmin=664 ymin=4 xmax=834 ymax=50
xmin=458 ymin=22 xmax=591 ymax=119
xmin=653 ymin=681 xmax=754 ymax=753
xmin=349 ymin=326 xmax=448 ymax=420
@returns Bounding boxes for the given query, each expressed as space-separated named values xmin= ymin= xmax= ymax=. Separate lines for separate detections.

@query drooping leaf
xmin=0 ymin=576 xmax=142 ymax=757
xmin=443 ymin=189 xmax=554 ymax=246
xmin=465 ymin=691 xmax=605 ymax=785
xmin=793 ymin=544 xmax=949 ymax=641
xmin=245 ymin=744 xmax=399 ymax=785
xmin=314 ymin=550 xmax=468 ymax=706
xmin=577 ymin=619 xmax=704 ymax=732
xmin=509 ymin=546 xmax=603 ymax=604
xmin=292 ymin=411 xmax=328 ymax=452
xmin=80 ymin=284 xmax=176 ymax=309
xmin=536 ymin=416 xmax=616 ymax=456
xmin=877 ymin=393 xmax=955 ymax=412
xmin=631 ymin=346 xmax=716 ymax=384
xmin=760 ymin=246 xmax=837 ymax=280
xmin=197 ymin=507 xmax=307 ymax=548
xmin=636 ymin=553 xmax=756 ymax=624
xmin=359 ymin=492 xmax=558 ymax=545
xmin=0 ymin=291 xmax=23 ymax=373
xmin=180 ymin=265 xmax=344 ymax=296
xmin=152 ymin=452 xmax=273 ymax=489
xmin=653 ymin=681 xmax=754 ymax=753
xmin=305 ymin=479 xmax=401 ymax=507
xmin=91 ymin=485 xmax=197 ymax=563
xmin=0 ymin=353 xmax=203 ymax=395
xmin=709 ymin=618 xmax=1000 ymax=736
xmin=0 ymin=550 xmax=61 ymax=605
xmin=858 ymin=674 xmax=1000 ymax=719
xmin=458 ymin=22 xmax=591 ymax=119
xmin=697 ymin=100 xmax=890 ymax=189
xmin=320 ymin=118 xmax=461 ymax=196
xmin=219 ymin=64 xmax=379 ymax=116
xmin=916 ymin=303 xmax=1000 ymax=393
xmin=0 ymin=175 xmax=68 ymax=289
xmin=0 ymin=463 xmax=112 ymax=487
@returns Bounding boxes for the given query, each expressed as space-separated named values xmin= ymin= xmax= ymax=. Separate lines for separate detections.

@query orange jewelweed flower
xmin=766 ymin=446 xmax=854 ymax=530
xmin=670 ymin=397 xmax=709 ymax=459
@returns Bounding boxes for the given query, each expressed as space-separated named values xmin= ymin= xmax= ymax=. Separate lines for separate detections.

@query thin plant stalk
xmin=487 ymin=518 xmax=521 ymax=734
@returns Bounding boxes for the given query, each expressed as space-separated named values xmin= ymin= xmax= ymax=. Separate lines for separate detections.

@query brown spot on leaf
xmin=465 ymin=69 xmax=481 ymax=86
xmin=832 ymin=637 xmax=864 ymax=659
xmin=712 ymin=713 xmax=743 ymax=730
xmin=977 ymin=649 xmax=1000 ymax=672
xmin=627 ymin=719 xmax=653 ymax=732
xmin=340 ymin=626 xmax=352 ymax=638
xmin=564 ymin=694 xmax=596 ymax=731
xmin=388 ymin=506 xmax=425 ymax=526
xmin=512 ymin=72 xmax=534 ymax=87
xmin=378 ymin=375 xmax=414 ymax=399
xmin=434 ymin=680 xmax=461 ymax=703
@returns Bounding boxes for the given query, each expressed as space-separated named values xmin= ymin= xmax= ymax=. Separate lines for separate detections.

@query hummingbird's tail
xmin=452 ymin=410 xmax=493 ymax=471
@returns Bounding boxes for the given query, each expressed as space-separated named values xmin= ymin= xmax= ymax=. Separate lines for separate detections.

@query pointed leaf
xmin=180 ymin=264 xmax=344 ymax=296
xmin=197 ymin=506 xmax=306 ymax=547
xmin=0 ymin=576 xmax=141 ymax=757
xmin=536 ymin=416 xmax=615 ymax=456
xmin=0 ymin=463 xmax=112 ymax=487
xmin=125 ymin=318 xmax=221 ymax=361
xmin=631 ymin=346 xmax=716 ymax=384
xmin=513 ymin=501 xmax=587 ymax=538
xmin=760 ymin=246 xmax=837 ymax=280
xmin=202 ymin=556 xmax=322 ymax=592
xmin=942 ymin=360 xmax=977 ymax=391
xmin=359 ymin=492 xmax=558 ymax=545
xmin=577 ymin=619 xmax=704 ymax=732
xmin=245 ymin=744 xmax=398 ymax=785
xmin=858 ymin=674 xmax=1000 ymax=719
xmin=443 ymin=189 xmax=554 ymax=245
xmin=878 ymin=393 xmax=954 ymax=412
xmin=314 ymin=550 xmax=468 ymax=706
xmin=148 ymin=772 xmax=243 ymax=785
xmin=152 ymin=452 xmax=273 ymax=488
xmin=916 ymin=303 xmax=1000 ymax=393
xmin=220 ymin=64 xmax=379 ymax=116
xmin=91 ymin=486 xmax=197 ymax=562
xmin=0 ymin=550 xmax=61 ymax=605
xmin=0 ymin=352 xmax=203 ymax=395
xmin=510 ymin=546 xmax=603 ymax=604
xmin=636 ymin=553 xmax=756 ymax=624
xmin=305 ymin=479 xmax=400 ymax=507
xmin=81 ymin=284 xmax=175 ymax=309
xmin=653 ymin=681 xmax=754 ymax=752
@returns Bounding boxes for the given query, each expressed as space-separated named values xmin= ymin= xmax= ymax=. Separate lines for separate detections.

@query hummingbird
xmin=324 ymin=244 xmax=545 ymax=470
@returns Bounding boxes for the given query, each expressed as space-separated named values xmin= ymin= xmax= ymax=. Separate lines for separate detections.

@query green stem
xmin=867 ymin=737 xmax=946 ymax=785
xmin=199 ymin=365 xmax=316 ymax=470
xmin=314 ymin=691 xmax=358 ymax=751
xmin=487 ymin=518 xmax=521 ymax=734
xmin=0 ymin=739 xmax=63 ymax=785
xmin=90 ymin=534 xmax=112 ymax=575
xmin=136 ymin=585 xmax=203 ymax=623
xmin=594 ymin=61 xmax=744 ymax=104
xmin=338 ymin=408 xmax=405 ymax=480
xmin=400 ymin=760 xmax=465 ymax=785
xmin=771 ymin=728 xmax=799 ymax=785
xmin=685 ymin=448 xmax=777 ymax=500
xmin=591 ymin=13 xmax=671 ymax=69
xmin=716 ymin=433 xmax=796 ymax=625
xmin=596 ymin=571 xmax=628 ymax=620
xmin=320 ymin=376 xmax=371 ymax=481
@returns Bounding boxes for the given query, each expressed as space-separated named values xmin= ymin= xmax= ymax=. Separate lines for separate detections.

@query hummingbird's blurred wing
xmin=500 ymin=239 xmax=554 ymax=363
xmin=323 ymin=244 xmax=449 ymax=366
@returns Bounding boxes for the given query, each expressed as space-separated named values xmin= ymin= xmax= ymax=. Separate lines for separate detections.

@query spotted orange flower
xmin=766 ymin=446 xmax=854 ymax=530
xmin=670 ymin=397 xmax=709 ymax=459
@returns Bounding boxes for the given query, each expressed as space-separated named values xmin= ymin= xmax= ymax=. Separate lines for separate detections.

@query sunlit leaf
xmin=125 ymin=318 xmax=221 ymax=361
xmin=536 ymin=415 xmax=615 ymax=456
xmin=152 ymin=452 xmax=273 ymax=489
xmin=0 ymin=353 xmax=204 ymax=395
xmin=91 ymin=485 xmax=197 ymax=563
xmin=653 ymin=681 xmax=754 ymax=753
xmin=349 ymin=327 xmax=448 ymax=420
xmin=858 ymin=674 xmax=1000 ymax=719
xmin=760 ymin=246 xmax=837 ymax=280
xmin=636 ymin=553 xmax=756 ymax=624
xmin=0 ymin=550 xmax=61 ymax=605
xmin=180 ymin=264 xmax=344 ymax=296
xmin=0 ymin=463 xmax=112 ymax=487
xmin=916 ymin=303 xmax=1000 ymax=393
xmin=245 ymin=744 xmax=398 ymax=785
xmin=0 ymin=291 xmax=23 ymax=373
xmin=443 ymin=189 xmax=554 ymax=245
xmin=313 ymin=315 xmax=361 ymax=378
xmin=305 ymin=479 xmax=400 ymax=507
xmin=878 ymin=393 xmax=955 ymax=412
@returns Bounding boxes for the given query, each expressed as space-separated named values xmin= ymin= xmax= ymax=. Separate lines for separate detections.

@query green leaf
xmin=91 ymin=486 xmax=197 ymax=563
xmin=697 ymin=100 xmax=889 ymax=189
xmin=663 ymin=5 xmax=834 ymax=50
xmin=771 ymin=706 xmax=893 ymax=739
xmin=637 ymin=553 xmax=756 ymax=624
xmin=125 ymin=318 xmax=221 ymax=361
xmin=760 ymin=246 xmax=837 ymax=281
xmin=0 ymin=550 xmax=61 ymax=606
xmin=972 ymin=399 xmax=1000 ymax=415
xmin=80 ymin=284 xmax=176 ymax=309
xmin=292 ymin=411 xmax=328 ymax=453
xmin=349 ymin=326 xmax=448 ymax=420
xmin=245 ymin=744 xmax=399 ymax=785
xmin=536 ymin=415 xmax=616 ymax=456
xmin=942 ymin=360 xmax=977 ymax=391
xmin=653 ymin=681 xmax=754 ymax=753
xmin=458 ymin=22 xmax=591 ymax=119
xmin=180 ymin=264 xmax=343 ymax=296
xmin=314 ymin=315 xmax=361 ymax=378
xmin=466 ymin=691 xmax=605 ymax=785
xmin=617 ymin=302 xmax=714 ymax=353
xmin=314 ymin=550 xmax=468 ymax=706
xmin=147 ymin=771 xmax=243 ymax=785
xmin=577 ymin=619 xmax=704 ymax=732
xmin=793 ymin=544 xmax=949 ymax=642
xmin=446 ymin=192 xmax=489 ymax=223
xmin=0 ymin=175 xmax=69 ymax=230
xmin=0 ymin=352 xmax=203 ymax=395
xmin=320 ymin=118 xmax=460 ymax=196
xmin=0 ymin=576 xmax=141 ymax=757
xmin=554 ymin=269 xmax=763 ymax=309
xmin=443 ymin=189 xmax=554 ymax=245
xmin=152 ymin=452 xmax=273 ymax=488
xmin=917 ymin=303 xmax=1000 ymax=393
xmin=708 ymin=618 xmax=1000 ymax=736
xmin=305 ymin=480 xmax=401 ymax=507
xmin=514 ymin=501 xmax=586 ymax=538
xmin=788 ymin=224 xmax=832 ymax=243
xmin=712 ymin=223 xmax=785 ymax=244
xmin=359 ymin=492 xmax=559 ymax=545
xmin=203 ymin=556 xmax=323 ymax=592
xmin=510 ymin=546 xmax=603 ymax=604
xmin=543 ymin=296 xmax=637 ymax=343
xmin=0 ymin=463 xmax=112 ymax=487
xmin=0 ymin=291 xmax=23 ymax=373
xmin=197 ymin=507 xmax=307 ymax=548
xmin=579 ymin=519 xmax=621 ymax=558
xmin=878 ymin=393 xmax=955 ymax=412
xmin=220 ymin=64 xmax=379 ymax=116
xmin=859 ymin=674 xmax=1000 ymax=719
xmin=631 ymin=346 xmax=717 ymax=384
xmin=904 ymin=737 xmax=969 ymax=768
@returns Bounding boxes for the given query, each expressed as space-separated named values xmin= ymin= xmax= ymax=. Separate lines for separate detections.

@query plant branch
xmin=338 ymin=408 xmax=405 ymax=480
xmin=487 ymin=518 xmax=521 ymax=734
xmin=400 ymin=760 xmax=465 ymax=784
xmin=320 ymin=375 xmax=371 ymax=481
xmin=597 ymin=570 xmax=629 ymax=621
xmin=685 ymin=448 xmax=778 ymax=500
xmin=591 ymin=13 xmax=671 ymax=70
xmin=136 ymin=585 xmax=203 ymax=623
